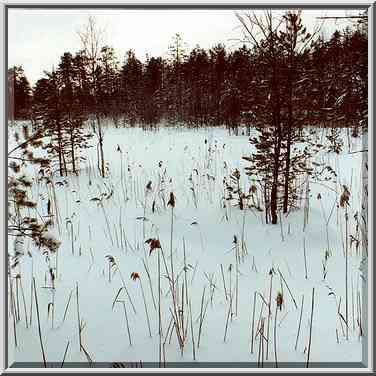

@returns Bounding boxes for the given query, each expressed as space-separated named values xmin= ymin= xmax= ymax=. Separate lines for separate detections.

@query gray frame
xmin=1 ymin=1 xmax=374 ymax=373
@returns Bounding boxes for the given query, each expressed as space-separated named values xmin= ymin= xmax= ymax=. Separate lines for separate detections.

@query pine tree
xmin=8 ymin=66 xmax=32 ymax=121
xmin=239 ymin=11 xmax=316 ymax=223
xmin=58 ymin=52 xmax=93 ymax=175
xmin=120 ymin=49 xmax=143 ymax=126
xmin=32 ymin=54 xmax=92 ymax=176
xmin=33 ymin=71 xmax=67 ymax=176
xmin=8 ymin=124 xmax=60 ymax=266
xmin=168 ymin=33 xmax=187 ymax=122
xmin=184 ymin=46 xmax=210 ymax=127
xmin=209 ymin=44 xmax=227 ymax=125
xmin=97 ymin=46 xmax=120 ymax=122
xmin=142 ymin=56 xmax=164 ymax=127
xmin=279 ymin=11 xmax=315 ymax=213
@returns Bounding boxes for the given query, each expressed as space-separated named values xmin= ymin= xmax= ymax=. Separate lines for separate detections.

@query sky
xmin=8 ymin=8 xmax=364 ymax=85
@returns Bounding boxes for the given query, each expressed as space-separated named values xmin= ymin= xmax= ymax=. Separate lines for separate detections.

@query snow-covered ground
xmin=8 ymin=122 xmax=366 ymax=367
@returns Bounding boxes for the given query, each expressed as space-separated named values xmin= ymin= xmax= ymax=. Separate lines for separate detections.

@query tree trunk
xmin=271 ymin=117 xmax=282 ymax=225
xmin=270 ymin=81 xmax=282 ymax=224
xmin=269 ymin=23 xmax=282 ymax=225
xmin=56 ymin=120 xmax=64 ymax=177
xmin=270 ymin=158 xmax=280 ymax=224
xmin=283 ymin=126 xmax=292 ymax=214
xmin=97 ymin=115 xmax=105 ymax=178
xmin=283 ymin=53 xmax=294 ymax=214
xmin=70 ymin=126 xmax=76 ymax=174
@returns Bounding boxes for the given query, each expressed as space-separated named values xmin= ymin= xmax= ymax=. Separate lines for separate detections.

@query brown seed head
xmin=131 ymin=272 xmax=140 ymax=281
xmin=167 ymin=192 xmax=175 ymax=208
xmin=145 ymin=238 xmax=162 ymax=255
xmin=276 ymin=292 xmax=283 ymax=310
xmin=340 ymin=185 xmax=350 ymax=208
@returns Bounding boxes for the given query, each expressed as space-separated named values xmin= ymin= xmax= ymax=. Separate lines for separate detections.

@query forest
xmin=7 ymin=10 xmax=368 ymax=368
xmin=9 ymin=13 xmax=367 ymax=130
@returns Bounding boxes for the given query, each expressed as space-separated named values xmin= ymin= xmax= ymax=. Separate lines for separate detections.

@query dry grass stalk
xmin=266 ymin=269 xmax=274 ymax=360
xmin=106 ymin=255 xmax=137 ymax=314
xmin=33 ymin=277 xmax=47 ymax=367
xmin=344 ymin=197 xmax=349 ymax=341
xmin=189 ymin=299 xmax=196 ymax=360
xmin=81 ymin=343 xmax=94 ymax=365
xmin=257 ymin=317 xmax=266 ymax=368
xmin=228 ymin=264 xmax=233 ymax=318
xmin=9 ymin=265 xmax=18 ymax=347
xmin=224 ymin=293 xmax=233 ymax=342
xmin=167 ymin=192 xmax=175 ymax=296
xmin=277 ymin=268 xmax=298 ymax=309
xmin=234 ymin=236 xmax=239 ymax=317
xmin=303 ymin=237 xmax=308 ymax=279
xmin=352 ymin=278 xmax=355 ymax=331
xmin=61 ymin=340 xmax=70 ymax=368
xmin=197 ymin=286 xmax=206 ymax=349
xmin=121 ymin=300 xmax=132 ymax=346
xmin=142 ymin=258 xmax=157 ymax=312
xmin=29 ymin=266 xmax=33 ymax=327
xmin=183 ymin=238 xmax=189 ymax=307
xmin=337 ymin=297 xmax=345 ymax=337
xmin=60 ymin=289 xmax=73 ymax=327
xmin=274 ymin=303 xmax=279 ymax=368
xmin=131 ymin=272 xmax=152 ymax=337
xmin=169 ymin=307 xmax=184 ymax=354
xmin=163 ymin=316 xmax=174 ymax=351
xmin=250 ymin=291 xmax=257 ymax=354
xmin=15 ymin=275 xmax=20 ymax=322
xmin=220 ymin=263 xmax=228 ymax=301
xmin=295 ymin=294 xmax=304 ymax=350
xmin=18 ymin=275 xmax=28 ymax=328
xmin=146 ymin=238 xmax=163 ymax=366
xmin=306 ymin=288 xmax=315 ymax=368
xmin=181 ymin=281 xmax=185 ymax=343
xmin=357 ymin=291 xmax=363 ymax=337
xmin=255 ymin=294 xmax=267 ymax=339
xmin=76 ymin=282 xmax=82 ymax=352
xmin=158 ymin=249 xmax=162 ymax=366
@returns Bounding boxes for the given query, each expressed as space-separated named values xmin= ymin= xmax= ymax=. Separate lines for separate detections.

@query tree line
xmin=9 ymin=12 xmax=367 ymax=132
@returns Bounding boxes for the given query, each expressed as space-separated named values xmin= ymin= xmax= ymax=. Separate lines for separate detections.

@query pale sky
xmin=8 ymin=8 xmax=364 ymax=85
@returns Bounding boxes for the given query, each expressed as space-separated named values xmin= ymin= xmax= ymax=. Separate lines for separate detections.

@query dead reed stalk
xmin=121 ymin=301 xmax=132 ymax=346
xmin=189 ymin=299 xmax=196 ymax=360
xmin=197 ymin=286 xmax=206 ymax=348
xmin=220 ymin=263 xmax=227 ymax=301
xmin=274 ymin=303 xmax=278 ymax=368
xmin=306 ymin=288 xmax=315 ymax=368
xmin=9 ymin=265 xmax=18 ymax=347
xmin=277 ymin=268 xmax=298 ymax=309
xmin=224 ymin=293 xmax=233 ymax=342
xmin=19 ymin=275 xmax=28 ymax=329
xmin=142 ymin=258 xmax=157 ymax=312
xmin=266 ymin=270 xmax=273 ymax=360
xmin=250 ymin=291 xmax=257 ymax=354
xmin=295 ymin=294 xmax=304 ymax=351
xmin=61 ymin=340 xmax=70 ymax=367
xmin=131 ymin=272 xmax=152 ymax=338
xmin=76 ymin=282 xmax=82 ymax=352
xmin=303 ymin=237 xmax=308 ymax=280
xmin=33 ymin=277 xmax=47 ymax=367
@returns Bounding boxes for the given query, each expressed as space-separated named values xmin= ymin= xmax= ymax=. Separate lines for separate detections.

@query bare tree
xmin=77 ymin=16 xmax=107 ymax=178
